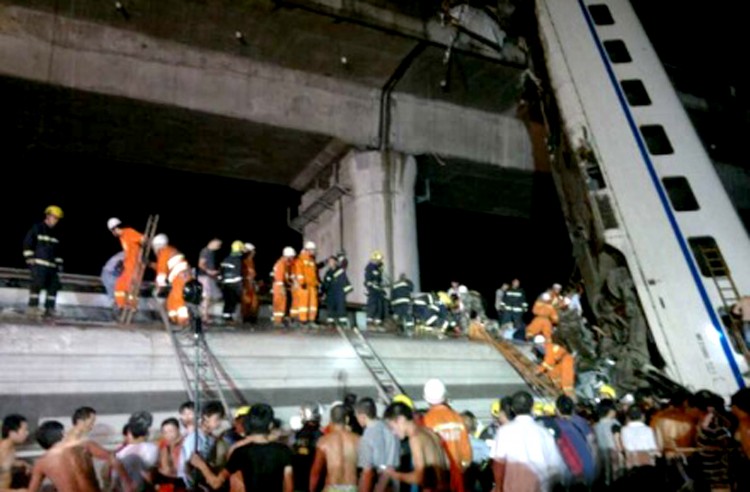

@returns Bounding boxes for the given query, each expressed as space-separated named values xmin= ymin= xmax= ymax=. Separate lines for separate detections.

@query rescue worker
xmin=422 ymin=378 xmax=472 ymax=487
xmin=548 ymin=283 xmax=564 ymax=307
xmin=152 ymin=234 xmax=193 ymax=326
xmin=499 ymin=278 xmax=528 ymax=330
xmin=525 ymin=292 xmax=558 ymax=341
xmin=391 ymin=273 xmax=415 ymax=333
xmin=534 ymin=334 xmax=576 ymax=397
xmin=219 ymin=240 xmax=244 ymax=324
xmin=271 ymin=247 xmax=295 ymax=327
xmin=240 ymin=242 xmax=259 ymax=323
xmin=413 ymin=292 xmax=443 ymax=333
xmin=23 ymin=205 xmax=64 ymax=317
xmin=107 ymin=218 xmax=144 ymax=313
xmin=365 ymin=250 xmax=387 ymax=328
xmin=197 ymin=238 xmax=222 ymax=323
xmin=321 ymin=253 xmax=353 ymax=327
xmin=292 ymin=241 xmax=319 ymax=327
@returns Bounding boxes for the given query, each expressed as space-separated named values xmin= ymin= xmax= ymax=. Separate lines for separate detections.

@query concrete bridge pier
xmin=300 ymin=150 xmax=420 ymax=306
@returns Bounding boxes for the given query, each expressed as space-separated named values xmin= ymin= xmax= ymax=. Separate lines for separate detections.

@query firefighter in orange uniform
xmin=241 ymin=242 xmax=260 ymax=323
xmin=292 ymin=241 xmax=319 ymax=326
xmin=108 ymin=218 xmax=145 ymax=312
xmin=272 ymin=247 xmax=296 ymax=327
xmin=152 ymin=233 xmax=193 ymax=326
xmin=534 ymin=335 xmax=576 ymax=397
xmin=525 ymin=292 xmax=558 ymax=341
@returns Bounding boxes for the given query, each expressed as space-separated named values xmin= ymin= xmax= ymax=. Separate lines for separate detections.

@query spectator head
xmin=201 ymin=401 xmax=226 ymax=433
xmin=330 ymin=404 xmax=348 ymax=426
xmin=731 ymin=388 xmax=750 ymax=416
xmin=128 ymin=411 xmax=153 ymax=439
xmin=160 ymin=418 xmax=180 ymax=443
xmin=72 ymin=406 xmax=97 ymax=433
xmin=597 ymin=399 xmax=617 ymax=419
xmin=2 ymin=414 xmax=28 ymax=443
xmin=626 ymin=405 xmax=643 ymax=423
xmin=511 ymin=391 xmax=534 ymax=416
xmin=36 ymin=421 xmax=64 ymax=450
xmin=355 ymin=397 xmax=377 ymax=428
xmin=179 ymin=401 xmax=195 ymax=429
xmin=461 ymin=411 xmax=477 ymax=434
xmin=499 ymin=396 xmax=515 ymax=423
xmin=244 ymin=403 xmax=274 ymax=436
xmin=384 ymin=402 xmax=414 ymax=439
xmin=556 ymin=395 xmax=575 ymax=416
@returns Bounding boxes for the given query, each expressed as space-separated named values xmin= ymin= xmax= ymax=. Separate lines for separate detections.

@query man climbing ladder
xmin=116 ymin=215 xmax=159 ymax=324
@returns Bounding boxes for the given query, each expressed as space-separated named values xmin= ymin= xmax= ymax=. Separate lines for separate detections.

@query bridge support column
xmin=301 ymin=150 xmax=419 ymax=305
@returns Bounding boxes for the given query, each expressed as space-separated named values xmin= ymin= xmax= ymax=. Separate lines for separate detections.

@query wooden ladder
xmin=120 ymin=215 xmax=159 ymax=325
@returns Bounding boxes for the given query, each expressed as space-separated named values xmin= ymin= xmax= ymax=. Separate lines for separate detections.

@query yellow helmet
xmin=45 ymin=205 xmax=64 ymax=218
xmin=371 ymin=250 xmax=383 ymax=261
xmin=532 ymin=401 xmax=545 ymax=417
xmin=231 ymin=240 xmax=245 ymax=253
xmin=543 ymin=403 xmax=556 ymax=416
xmin=392 ymin=394 xmax=414 ymax=409
xmin=437 ymin=291 xmax=452 ymax=307
xmin=599 ymin=384 xmax=617 ymax=399
xmin=234 ymin=405 xmax=251 ymax=419
xmin=490 ymin=399 xmax=502 ymax=418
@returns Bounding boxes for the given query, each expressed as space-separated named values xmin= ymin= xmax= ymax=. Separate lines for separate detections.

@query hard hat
xmin=371 ymin=250 xmax=383 ymax=261
xmin=244 ymin=242 xmax=255 ymax=252
xmin=533 ymin=334 xmax=546 ymax=344
xmin=599 ymin=384 xmax=617 ymax=399
xmin=289 ymin=415 xmax=303 ymax=432
xmin=543 ymin=403 xmax=556 ymax=416
xmin=620 ymin=393 xmax=635 ymax=405
xmin=437 ymin=291 xmax=452 ymax=307
xmin=540 ymin=292 xmax=552 ymax=302
xmin=234 ymin=405 xmax=251 ymax=419
xmin=392 ymin=394 xmax=414 ymax=409
xmin=304 ymin=240 xmax=316 ymax=250
xmin=490 ymin=399 xmax=502 ymax=418
xmin=152 ymin=234 xmax=168 ymax=250
xmin=107 ymin=217 xmax=121 ymax=231
xmin=423 ymin=378 xmax=447 ymax=405
xmin=231 ymin=240 xmax=245 ymax=253
xmin=283 ymin=246 xmax=296 ymax=258
xmin=532 ymin=401 xmax=544 ymax=416
xmin=552 ymin=283 xmax=562 ymax=291
xmin=457 ymin=285 xmax=468 ymax=295
xmin=45 ymin=205 xmax=64 ymax=219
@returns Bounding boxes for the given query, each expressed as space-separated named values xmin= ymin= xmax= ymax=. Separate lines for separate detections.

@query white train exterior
xmin=536 ymin=0 xmax=750 ymax=398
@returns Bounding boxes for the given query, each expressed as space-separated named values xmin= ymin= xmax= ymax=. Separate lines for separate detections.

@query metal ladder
xmin=336 ymin=324 xmax=406 ymax=405
xmin=154 ymin=300 xmax=247 ymax=415
xmin=697 ymin=246 xmax=749 ymax=363
xmin=474 ymin=323 xmax=561 ymax=400
xmin=120 ymin=215 xmax=159 ymax=325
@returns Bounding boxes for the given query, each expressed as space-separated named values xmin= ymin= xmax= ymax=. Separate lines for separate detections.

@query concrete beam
xmin=0 ymin=6 xmax=532 ymax=170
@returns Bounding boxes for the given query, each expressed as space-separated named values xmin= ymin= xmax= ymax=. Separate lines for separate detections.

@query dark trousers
xmin=366 ymin=288 xmax=386 ymax=322
xmin=29 ymin=265 xmax=60 ymax=310
xmin=326 ymin=288 xmax=347 ymax=324
xmin=222 ymin=283 xmax=242 ymax=320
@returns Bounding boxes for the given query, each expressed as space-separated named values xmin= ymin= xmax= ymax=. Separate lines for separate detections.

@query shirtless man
xmin=309 ymin=405 xmax=360 ymax=492
xmin=382 ymin=402 xmax=451 ymax=492
xmin=68 ymin=407 xmax=97 ymax=441
xmin=27 ymin=421 xmax=134 ymax=492
xmin=0 ymin=414 xmax=31 ymax=492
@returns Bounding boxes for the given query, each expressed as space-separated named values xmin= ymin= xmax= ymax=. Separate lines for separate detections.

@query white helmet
xmin=152 ymin=234 xmax=168 ymax=250
xmin=457 ymin=285 xmax=468 ymax=295
xmin=107 ymin=217 xmax=122 ymax=231
xmin=283 ymin=246 xmax=296 ymax=258
xmin=244 ymin=242 xmax=255 ymax=252
xmin=533 ymin=334 xmax=546 ymax=344
xmin=552 ymin=283 xmax=562 ymax=291
xmin=423 ymin=378 xmax=447 ymax=405
xmin=304 ymin=240 xmax=316 ymax=250
xmin=540 ymin=292 xmax=552 ymax=302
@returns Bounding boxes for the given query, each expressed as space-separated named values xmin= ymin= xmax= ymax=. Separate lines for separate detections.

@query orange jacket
xmin=532 ymin=300 xmax=558 ymax=323
xmin=273 ymin=257 xmax=292 ymax=286
xmin=119 ymin=228 xmax=143 ymax=269
xmin=293 ymin=250 xmax=319 ymax=289
xmin=155 ymin=246 xmax=190 ymax=287
xmin=423 ymin=404 xmax=472 ymax=471
xmin=538 ymin=343 xmax=571 ymax=373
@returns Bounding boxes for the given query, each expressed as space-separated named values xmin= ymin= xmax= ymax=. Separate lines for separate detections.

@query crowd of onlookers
xmin=3 ymin=377 xmax=750 ymax=491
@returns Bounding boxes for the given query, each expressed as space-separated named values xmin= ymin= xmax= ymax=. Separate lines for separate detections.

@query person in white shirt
xmin=620 ymin=406 xmax=660 ymax=469
xmin=491 ymin=391 xmax=566 ymax=492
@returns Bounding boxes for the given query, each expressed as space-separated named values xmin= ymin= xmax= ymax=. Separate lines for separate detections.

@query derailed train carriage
xmin=532 ymin=0 xmax=750 ymax=399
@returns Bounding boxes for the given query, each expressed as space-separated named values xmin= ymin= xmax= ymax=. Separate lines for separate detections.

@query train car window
xmin=588 ymin=5 xmax=615 ymax=25
xmin=640 ymin=125 xmax=674 ymax=155
xmin=662 ymin=177 xmax=699 ymax=211
xmin=688 ymin=237 xmax=729 ymax=277
xmin=603 ymin=40 xmax=632 ymax=63
xmin=621 ymin=80 xmax=651 ymax=106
